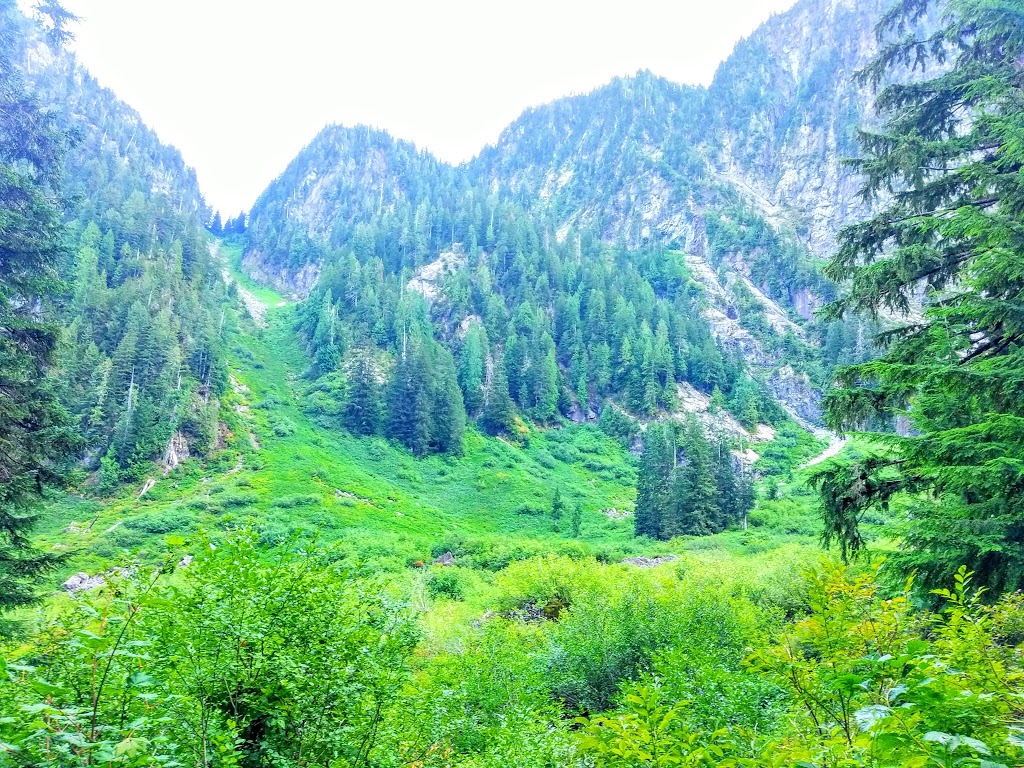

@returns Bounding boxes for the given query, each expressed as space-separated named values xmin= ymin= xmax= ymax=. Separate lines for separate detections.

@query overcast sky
xmin=60 ymin=0 xmax=797 ymax=214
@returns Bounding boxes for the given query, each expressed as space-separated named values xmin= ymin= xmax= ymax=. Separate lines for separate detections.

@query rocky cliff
xmin=240 ymin=0 xmax=909 ymax=424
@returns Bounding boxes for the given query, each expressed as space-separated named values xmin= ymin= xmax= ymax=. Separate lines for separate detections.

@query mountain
xmin=244 ymin=125 xmax=461 ymax=296
xmin=706 ymin=0 xmax=886 ymax=255
xmin=245 ymin=0 xmax=894 ymax=278
xmin=238 ymin=0 xmax=900 ymax=429
xmin=9 ymin=3 xmax=232 ymax=485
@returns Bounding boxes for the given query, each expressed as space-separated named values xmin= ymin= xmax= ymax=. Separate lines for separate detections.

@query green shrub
xmin=598 ymin=405 xmax=639 ymax=446
xmin=271 ymin=493 xmax=320 ymax=509
xmin=270 ymin=416 xmax=296 ymax=437
xmin=220 ymin=491 xmax=260 ymax=508
xmin=548 ymin=443 xmax=580 ymax=463
xmin=426 ymin=568 xmax=469 ymax=600
xmin=534 ymin=450 xmax=557 ymax=469
xmin=515 ymin=502 xmax=546 ymax=517
xmin=124 ymin=509 xmax=195 ymax=535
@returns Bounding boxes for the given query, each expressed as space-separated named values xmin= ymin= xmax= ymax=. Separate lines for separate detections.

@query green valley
xmin=3 ymin=0 xmax=1024 ymax=765
xmin=39 ymin=247 xmax=827 ymax=578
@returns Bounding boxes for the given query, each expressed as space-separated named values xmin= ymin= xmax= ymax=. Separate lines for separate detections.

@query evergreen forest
xmin=2 ymin=0 xmax=1023 ymax=766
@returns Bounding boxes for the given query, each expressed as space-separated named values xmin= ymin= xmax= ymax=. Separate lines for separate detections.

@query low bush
xmin=270 ymin=493 xmax=320 ymax=509
xmin=426 ymin=568 xmax=469 ymax=601
xmin=124 ymin=509 xmax=196 ymax=535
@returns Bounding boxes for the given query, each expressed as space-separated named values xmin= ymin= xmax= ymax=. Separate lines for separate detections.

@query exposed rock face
xmin=790 ymin=286 xmax=822 ymax=321
xmin=621 ymin=555 xmax=679 ymax=568
xmin=407 ymin=250 xmax=466 ymax=303
xmin=767 ymin=365 xmax=823 ymax=425
xmin=63 ymin=572 xmax=106 ymax=593
xmin=162 ymin=431 xmax=190 ymax=472
xmin=242 ymin=251 xmax=321 ymax=300
xmin=240 ymin=0 xmax=928 ymax=424
xmin=709 ymin=0 xmax=887 ymax=257
xmin=673 ymin=383 xmax=756 ymax=442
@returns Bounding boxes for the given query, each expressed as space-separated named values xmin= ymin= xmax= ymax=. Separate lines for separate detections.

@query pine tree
xmin=634 ymin=423 xmax=675 ymax=539
xmin=457 ymin=323 xmax=487 ymax=416
xmin=481 ymin=352 xmax=514 ymax=436
xmin=709 ymin=386 xmax=725 ymax=414
xmin=343 ymin=348 xmax=381 ymax=436
xmin=813 ymin=0 xmax=1024 ymax=593
xmin=504 ymin=330 xmax=525 ymax=407
xmin=551 ymin=487 xmax=565 ymax=532
xmin=0 ymin=0 xmax=77 ymax=612
xmin=530 ymin=337 xmax=559 ymax=423
xmin=570 ymin=502 xmax=583 ymax=538
xmin=429 ymin=345 xmax=466 ymax=455
xmin=666 ymin=420 xmax=719 ymax=538
xmin=386 ymin=342 xmax=431 ymax=456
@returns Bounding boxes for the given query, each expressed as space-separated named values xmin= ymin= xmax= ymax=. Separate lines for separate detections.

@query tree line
xmin=634 ymin=419 xmax=754 ymax=540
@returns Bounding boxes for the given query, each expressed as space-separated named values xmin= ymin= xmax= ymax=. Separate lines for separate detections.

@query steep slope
xmin=706 ymin=0 xmax=887 ymax=256
xmin=248 ymin=0 xmax=891 ymax=279
xmin=238 ymin=0 xmax=902 ymax=429
xmin=469 ymin=72 xmax=709 ymax=247
xmin=10 ymin=5 xmax=231 ymax=484
xmin=19 ymin=19 xmax=208 ymax=228
xmin=245 ymin=125 xmax=462 ymax=297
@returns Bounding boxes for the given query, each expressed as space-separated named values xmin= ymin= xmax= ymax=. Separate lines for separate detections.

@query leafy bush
xmin=0 ymin=531 xmax=420 ymax=767
xmin=548 ymin=443 xmax=580 ymax=463
xmin=534 ymin=450 xmax=557 ymax=469
xmin=598 ymin=405 xmax=639 ymax=446
xmin=270 ymin=493 xmax=320 ymax=509
xmin=124 ymin=509 xmax=195 ymax=535
xmin=270 ymin=415 xmax=296 ymax=437
xmin=515 ymin=502 xmax=546 ymax=517
xmin=220 ymin=491 xmax=259 ymax=508
xmin=426 ymin=568 xmax=469 ymax=600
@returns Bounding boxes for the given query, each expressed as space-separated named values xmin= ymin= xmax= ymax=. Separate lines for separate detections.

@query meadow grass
xmin=39 ymin=279 xmax=843 ymax=583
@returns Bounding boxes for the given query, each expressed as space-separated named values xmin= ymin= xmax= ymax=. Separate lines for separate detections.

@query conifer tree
xmin=813 ymin=0 xmax=1024 ymax=593
xmin=634 ymin=423 xmax=675 ymax=539
xmin=457 ymin=323 xmax=487 ymax=416
xmin=551 ymin=487 xmax=565 ymax=532
xmin=530 ymin=338 xmax=559 ymax=422
xmin=570 ymin=502 xmax=583 ymax=538
xmin=343 ymin=348 xmax=381 ymax=436
xmin=429 ymin=345 xmax=466 ymax=455
xmin=0 ymin=0 xmax=77 ymax=612
xmin=386 ymin=342 xmax=431 ymax=456
xmin=665 ymin=420 xmax=719 ymax=538
xmin=481 ymin=352 xmax=515 ymax=436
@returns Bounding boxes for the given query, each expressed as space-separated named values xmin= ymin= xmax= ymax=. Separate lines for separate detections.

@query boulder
xmin=433 ymin=551 xmax=456 ymax=566
xmin=621 ymin=555 xmax=679 ymax=569
xmin=63 ymin=572 xmax=106 ymax=593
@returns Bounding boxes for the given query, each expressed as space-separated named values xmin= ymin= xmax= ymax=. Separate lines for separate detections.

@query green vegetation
xmin=293 ymin=232 xmax=778 ymax=454
xmin=634 ymin=420 xmax=754 ymax=540
xmin=0 ymin=0 xmax=77 ymax=611
xmin=6 ymin=533 xmax=1022 ymax=767
xmin=3 ymin=0 xmax=1023 ymax=767
xmin=816 ymin=0 xmax=1024 ymax=593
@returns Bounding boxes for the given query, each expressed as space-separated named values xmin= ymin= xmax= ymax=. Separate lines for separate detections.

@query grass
xmin=221 ymin=238 xmax=289 ymax=306
xmin=37 ymin=259 xmax=846 ymax=585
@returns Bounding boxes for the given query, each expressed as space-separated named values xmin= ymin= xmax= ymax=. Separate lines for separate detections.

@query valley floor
xmin=39 ymin=241 xmax=836 ymax=584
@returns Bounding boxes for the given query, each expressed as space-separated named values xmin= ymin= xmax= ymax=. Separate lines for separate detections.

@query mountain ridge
xmin=233 ymin=0 xmax=899 ymax=429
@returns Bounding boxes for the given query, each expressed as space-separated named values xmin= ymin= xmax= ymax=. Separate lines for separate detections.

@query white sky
xmin=60 ymin=0 xmax=797 ymax=214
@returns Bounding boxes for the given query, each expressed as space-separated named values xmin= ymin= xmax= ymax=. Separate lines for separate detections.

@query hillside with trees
xmin=6 ymin=1 xmax=232 ymax=490
xmin=2 ymin=0 xmax=1024 ymax=766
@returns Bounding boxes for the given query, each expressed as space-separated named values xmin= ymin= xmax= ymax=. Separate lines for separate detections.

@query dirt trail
xmin=801 ymin=435 xmax=849 ymax=469
xmin=210 ymin=242 xmax=269 ymax=327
